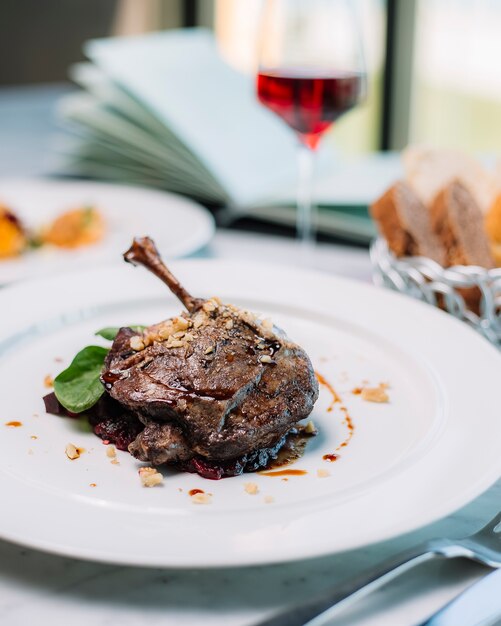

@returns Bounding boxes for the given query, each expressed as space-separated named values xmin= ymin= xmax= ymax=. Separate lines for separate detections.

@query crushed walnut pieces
xmin=361 ymin=383 xmax=390 ymax=403
xmin=130 ymin=314 xmax=194 ymax=352
xmin=65 ymin=443 xmax=83 ymax=460
xmin=304 ymin=420 xmax=317 ymax=435
xmin=261 ymin=318 xmax=273 ymax=330
xmin=130 ymin=336 xmax=145 ymax=351
xmin=127 ymin=298 xmax=277 ymax=357
xmin=138 ymin=466 xmax=163 ymax=487
xmin=244 ymin=482 xmax=259 ymax=495
xmin=106 ymin=445 xmax=120 ymax=464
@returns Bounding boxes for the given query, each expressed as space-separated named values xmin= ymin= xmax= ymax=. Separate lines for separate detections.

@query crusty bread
xmin=403 ymin=146 xmax=498 ymax=214
xmin=370 ymin=181 xmax=446 ymax=265
xmin=430 ymin=180 xmax=494 ymax=268
xmin=485 ymin=193 xmax=501 ymax=266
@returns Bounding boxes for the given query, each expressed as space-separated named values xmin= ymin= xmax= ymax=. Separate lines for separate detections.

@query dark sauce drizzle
xmin=316 ymin=371 xmax=355 ymax=462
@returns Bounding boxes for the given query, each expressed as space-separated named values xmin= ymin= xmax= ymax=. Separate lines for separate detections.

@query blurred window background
xmin=412 ymin=0 xmax=501 ymax=152
xmin=2 ymin=0 xmax=501 ymax=155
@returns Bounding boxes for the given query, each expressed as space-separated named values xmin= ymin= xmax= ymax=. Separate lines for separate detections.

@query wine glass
xmin=256 ymin=0 xmax=366 ymax=249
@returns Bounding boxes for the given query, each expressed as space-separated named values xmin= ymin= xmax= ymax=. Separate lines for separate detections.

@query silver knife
xmin=417 ymin=569 xmax=501 ymax=626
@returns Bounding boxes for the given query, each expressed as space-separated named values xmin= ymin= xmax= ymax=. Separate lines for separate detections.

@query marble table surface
xmin=0 ymin=84 xmax=500 ymax=626
xmin=0 ymin=229 xmax=500 ymax=626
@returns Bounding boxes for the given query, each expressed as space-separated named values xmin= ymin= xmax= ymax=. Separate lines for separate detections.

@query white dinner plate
xmin=0 ymin=178 xmax=215 ymax=284
xmin=0 ymin=260 xmax=500 ymax=568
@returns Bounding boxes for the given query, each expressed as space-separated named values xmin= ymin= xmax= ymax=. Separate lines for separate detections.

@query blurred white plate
xmin=0 ymin=260 xmax=500 ymax=567
xmin=0 ymin=178 xmax=215 ymax=284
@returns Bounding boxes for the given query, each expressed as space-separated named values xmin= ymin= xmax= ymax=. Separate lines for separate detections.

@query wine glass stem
xmin=297 ymin=144 xmax=316 ymax=250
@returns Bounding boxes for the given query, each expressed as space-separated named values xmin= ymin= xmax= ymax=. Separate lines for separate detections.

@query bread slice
xmin=403 ymin=146 xmax=498 ymax=214
xmin=485 ymin=193 xmax=501 ymax=266
xmin=370 ymin=181 xmax=446 ymax=265
xmin=431 ymin=180 xmax=494 ymax=268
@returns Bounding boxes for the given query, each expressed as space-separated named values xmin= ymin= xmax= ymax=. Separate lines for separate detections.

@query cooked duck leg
xmin=124 ymin=236 xmax=203 ymax=312
xmin=101 ymin=237 xmax=319 ymax=477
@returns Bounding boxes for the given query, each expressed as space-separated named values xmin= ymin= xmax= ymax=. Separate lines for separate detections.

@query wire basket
xmin=370 ymin=238 xmax=501 ymax=348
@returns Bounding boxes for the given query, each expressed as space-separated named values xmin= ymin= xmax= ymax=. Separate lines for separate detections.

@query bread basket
xmin=370 ymin=237 xmax=501 ymax=348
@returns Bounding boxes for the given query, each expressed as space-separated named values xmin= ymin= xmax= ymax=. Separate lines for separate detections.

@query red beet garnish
xmin=44 ymin=392 xmax=143 ymax=451
xmin=43 ymin=392 xmax=79 ymax=418
xmin=90 ymin=414 xmax=142 ymax=451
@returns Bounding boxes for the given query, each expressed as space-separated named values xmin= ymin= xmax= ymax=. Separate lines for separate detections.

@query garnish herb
xmin=53 ymin=346 xmax=109 ymax=413
xmin=95 ymin=326 xmax=145 ymax=341
xmin=54 ymin=325 xmax=146 ymax=412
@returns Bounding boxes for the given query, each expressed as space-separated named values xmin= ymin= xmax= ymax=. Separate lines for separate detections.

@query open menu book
xmin=57 ymin=29 xmax=400 ymax=242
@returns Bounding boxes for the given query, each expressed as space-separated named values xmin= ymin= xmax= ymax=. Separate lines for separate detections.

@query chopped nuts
xmin=43 ymin=374 xmax=54 ymax=388
xmin=191 ymin=492 xmax=212 ymax=504
xmin=204 ymin=345 xmax=214 ymax=355
xmin=184 ymin=332 xmax=194 ymax=342
xmin=173 ymin=316 xmax=190 ymax=331
xmin=203 ymin=300 xmax=217 ymax=313
xmin=259 ymin=355 xmax=273 ymax=364
xmin=158 ymin=323 xmax=173 ymax=339
xmin=130 ymin=336 xmax=145 ymax=351
xmin=244 ymin=482 xmax=259 ymax=495
xmin=304 ymin=420 xmax=317 ymax=435
xmin=106 ymin=445 xmax=116 ymax=459
xmin=65 ymin=443 xmax=81 ymax=460
xmin=317 ymin=469 xmax=330 ymax=478
xmin=261 ymin=318 xmax=273 ymax=330
xmin=193 ymin=312 xmax=206 ymax=329
xmin=167 ymin=339 xmax=184 ymax=348
xmin=128 ymin=317 xmax=193 ymax=350
xmin=225 ymin=319 xmax=234 ymax=330
xmin=138 ymin=467 xmax=163 ymax=487
xmin=264 ymin=495 xmax=275 ymax=504
xmin=361 ymin=385 xmax=389 ymax=403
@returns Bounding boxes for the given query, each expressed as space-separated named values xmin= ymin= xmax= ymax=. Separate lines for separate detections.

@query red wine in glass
xmin=257 ymin=69 xmax=364 ymax=150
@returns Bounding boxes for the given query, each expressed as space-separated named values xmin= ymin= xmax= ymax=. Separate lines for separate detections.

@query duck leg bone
xmin=124 ymin=237 xmax=203 ymax=312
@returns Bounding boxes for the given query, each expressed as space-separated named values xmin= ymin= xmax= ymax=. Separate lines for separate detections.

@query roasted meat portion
xmin=101 ymin=237 xmax=319 ymax=470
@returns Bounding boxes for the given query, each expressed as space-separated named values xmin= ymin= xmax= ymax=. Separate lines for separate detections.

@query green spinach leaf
xmin=53 ymin=346 xmax=109 ymax=413
xmin=95 ymin=325 xmax=146 ymax=341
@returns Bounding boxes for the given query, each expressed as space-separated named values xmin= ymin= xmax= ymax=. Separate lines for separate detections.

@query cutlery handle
xmin=256 ymin=542 xmax=445 ymax=626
